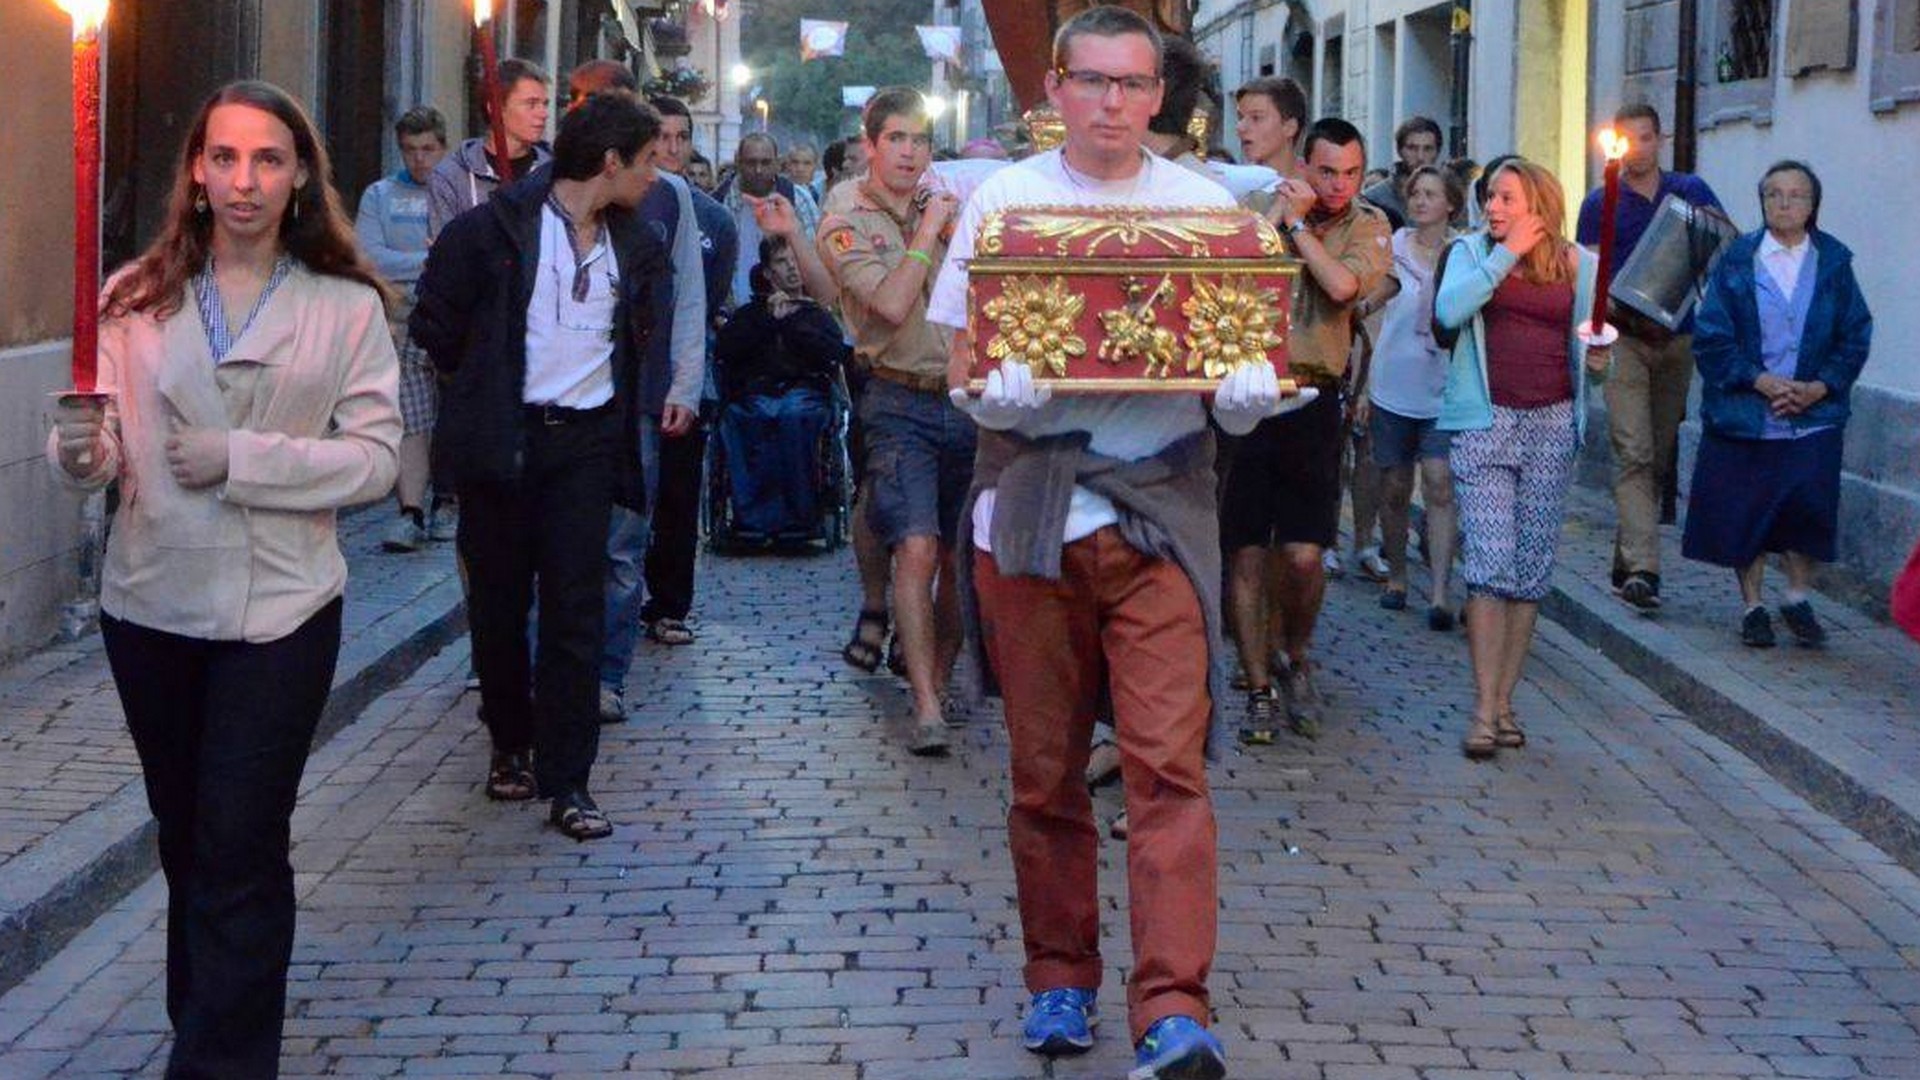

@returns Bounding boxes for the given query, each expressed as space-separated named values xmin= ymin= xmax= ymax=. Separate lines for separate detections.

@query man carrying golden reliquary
xmin=926 ymin=7 xmax=1315 ymax=1077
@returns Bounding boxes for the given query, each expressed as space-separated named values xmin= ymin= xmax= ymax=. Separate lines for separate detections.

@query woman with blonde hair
xmin=47 ymin=80 xmax=399 ymax=1076
xmin=1357 ymin=164 xmax=1467 ymax=627
xmin=1433 ymin=158 xmax=1611 ymax=758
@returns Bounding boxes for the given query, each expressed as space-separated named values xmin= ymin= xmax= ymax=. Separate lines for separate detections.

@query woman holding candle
xmin=1433 ymin=158 xmax=1610 ymax=759
xmin=47 ymin=81 xmax=399 ymax=1077
xmin=1683 ymin=160 xmax=1872 ymax=648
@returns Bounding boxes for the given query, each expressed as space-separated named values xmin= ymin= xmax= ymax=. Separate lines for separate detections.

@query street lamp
xmin=730 ymin=62 xmax=753 ymax=88
xmin=754 ymin=97 xmax=770 ymax=131
xmin=923 ymin=94 xmax=947 ymax=121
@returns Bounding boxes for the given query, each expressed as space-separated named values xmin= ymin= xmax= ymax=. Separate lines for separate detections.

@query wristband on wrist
xmin=904 ymin=249 xmax=933 ymax=268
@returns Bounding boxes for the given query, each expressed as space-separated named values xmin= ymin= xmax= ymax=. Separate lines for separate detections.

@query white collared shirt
xmin=1758 ymin=231 xmax=1810 ymax=299
xmin=524 ymin=203 xmax=618 ymax=407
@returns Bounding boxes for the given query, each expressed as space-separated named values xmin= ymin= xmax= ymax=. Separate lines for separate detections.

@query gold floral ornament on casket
xmin=980 ymin=209 xmax=1252 ymax=258
xmin=1181 ymin=275 xmax=1287 ymax=379
xmin=980 ymin=275 xmax=1087 ymax=378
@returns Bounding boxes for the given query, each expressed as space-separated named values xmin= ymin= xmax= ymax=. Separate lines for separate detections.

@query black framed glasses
xmin=1054 ymin=68 xmax=1161 ymax=101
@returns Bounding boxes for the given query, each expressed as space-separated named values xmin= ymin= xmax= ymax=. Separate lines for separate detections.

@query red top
xmin=1483 ymin=274 xmax=1574 ymax=408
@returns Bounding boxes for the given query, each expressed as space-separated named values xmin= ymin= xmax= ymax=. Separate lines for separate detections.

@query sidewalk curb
xmin=0 ymin=579 xmax=466 ymax=997
xmin=1543 ymin=573 xmax=1920 ymax=878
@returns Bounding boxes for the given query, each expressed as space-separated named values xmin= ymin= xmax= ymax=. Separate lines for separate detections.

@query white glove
xmin=1210 ymin=364 xmax=1321 ymax=436
xmin=948 ymin=361 xmax=1053 ymax=431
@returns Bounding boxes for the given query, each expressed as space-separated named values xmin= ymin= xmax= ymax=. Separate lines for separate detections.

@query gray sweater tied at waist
xmin=955 ymin=425 xmax=1231 ymax=758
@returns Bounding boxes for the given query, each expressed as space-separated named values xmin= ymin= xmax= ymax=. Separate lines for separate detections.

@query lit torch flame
xmin=473 ymin=0 xmax=491 ymax=29
xmin=53 ymin=0 xmax=109 ymax=38
xmin=1597 ymin=127 xmax=1630 ymax=162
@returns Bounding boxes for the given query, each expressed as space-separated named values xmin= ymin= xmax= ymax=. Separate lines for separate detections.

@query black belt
xmin=524 ymin=400 xmax=615 ymax=426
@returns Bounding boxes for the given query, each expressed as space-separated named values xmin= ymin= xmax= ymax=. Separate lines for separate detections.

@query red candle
xmin=1591 ymin=127 xmax=1629 ymax=336
xmin=60 ymin=1 xmax=107 ymax=392
xmin=474 ymin=1 xmax=515 ymax=184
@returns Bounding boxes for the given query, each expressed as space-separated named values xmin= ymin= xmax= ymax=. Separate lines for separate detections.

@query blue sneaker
xmin=1129 ymin=1015 xmax=1226 ymax=1079
xmin=1021 ymin=987 xmax=1097 ymax=1055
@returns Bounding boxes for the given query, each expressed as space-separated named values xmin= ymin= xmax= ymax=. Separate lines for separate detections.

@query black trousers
xmin=101 ymin=597 xmax=343 ymax=1080
xmin=641 ymin=419 xmax=707 ymax=624
xmin=458 ymin=408 xmax=618 ymax=797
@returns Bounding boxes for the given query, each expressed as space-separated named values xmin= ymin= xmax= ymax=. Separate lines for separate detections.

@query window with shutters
xmin=1871 ymin=0 xmax=1920 ymax=110
xmin=1724 ymin=0 xmax=1775 ymax=79
xmin=1784 ymin=0 xmax=1856 ymax=75
xmin=1697 ymin=0 xmax=1778 ymax=127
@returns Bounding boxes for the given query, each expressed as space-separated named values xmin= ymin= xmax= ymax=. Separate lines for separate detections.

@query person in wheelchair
xmin=713 ymin=237 xmax=850 ymax=541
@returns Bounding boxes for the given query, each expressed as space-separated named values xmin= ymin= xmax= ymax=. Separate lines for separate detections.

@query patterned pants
xmin=1450 ymin=401 xmax=1577 ymax=602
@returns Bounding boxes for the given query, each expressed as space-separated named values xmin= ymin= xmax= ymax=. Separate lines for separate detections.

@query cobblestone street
xmin=4 ymin=547 xmax=1920 ymax=1079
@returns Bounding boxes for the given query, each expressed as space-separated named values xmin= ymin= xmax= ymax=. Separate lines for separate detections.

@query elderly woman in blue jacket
xmin=1434 ymin=158 xmax=1612 ymax=759
xmin=1682 ymin=160 xmax=1872 ymax=648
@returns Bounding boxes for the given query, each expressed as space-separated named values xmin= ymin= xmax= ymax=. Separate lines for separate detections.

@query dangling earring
xmin=194 ymin=187 xmax=209 ymax=214
xmin=293 ymin=195 xmax=301 ymax=223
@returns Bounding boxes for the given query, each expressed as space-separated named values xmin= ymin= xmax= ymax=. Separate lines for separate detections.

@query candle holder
xmin=473 ymin=0 xmax=515 ymax=183
xmin=1590 ymin=126 xmax=1631 ymax=338
xmin=52 ymin=0 xmax=113 ymax=641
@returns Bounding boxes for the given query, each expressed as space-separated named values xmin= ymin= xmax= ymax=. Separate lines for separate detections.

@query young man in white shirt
xmin=928 ymin=8 xmax=1306 ymax=1076
xmin=412 ymin=94 xmax=667 ymax=843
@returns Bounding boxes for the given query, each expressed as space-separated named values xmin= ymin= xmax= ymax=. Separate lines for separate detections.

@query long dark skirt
xmin=1682 ymin=426 xmax=1842 ymax=568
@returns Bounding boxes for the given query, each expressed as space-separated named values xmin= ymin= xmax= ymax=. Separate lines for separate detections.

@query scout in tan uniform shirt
xmin=1222 ymin=117 xmax=1392 ymax=744
xmin=816 ymin=87 xmax=974 ymax=758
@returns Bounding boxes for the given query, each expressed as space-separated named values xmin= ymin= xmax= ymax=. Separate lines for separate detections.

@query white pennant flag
xmin=915 ymin=25 xmax=962 ymax=64
xmin=800 ymin=19 xmax=849 ymax=61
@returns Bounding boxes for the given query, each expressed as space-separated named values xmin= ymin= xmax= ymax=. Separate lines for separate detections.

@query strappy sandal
xmin=646 ymin=617 xmax=696 ymax=646
xmin=1494 ymin=710 xmax=1526 ymax=749
xmin=841 ymin=609 xmax=889 ymax=672
xmin=886 ymin=634 xmax=908 ymax=678
xmin=548 ymin=791 xmax=613 ymax=841
xmin=485 ymin=750 xmax=536 ymax=801
xmin=1461 ymin=716 xmax=1498 ymax=760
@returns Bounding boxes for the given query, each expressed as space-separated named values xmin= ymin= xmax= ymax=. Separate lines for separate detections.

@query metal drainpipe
xmin=1448 ymin=0 xmax=1473 ymax=157
xmin=1674 ymin=0 xmax=1698 ymax=172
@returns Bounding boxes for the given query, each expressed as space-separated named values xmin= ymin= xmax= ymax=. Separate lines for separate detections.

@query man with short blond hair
xmin=929 ymin=7 xmax=1308 ymax=1075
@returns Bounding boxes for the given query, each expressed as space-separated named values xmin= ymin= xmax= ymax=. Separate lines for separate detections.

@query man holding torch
xmin=1575 ymin=103 xmax=1722 ymax=612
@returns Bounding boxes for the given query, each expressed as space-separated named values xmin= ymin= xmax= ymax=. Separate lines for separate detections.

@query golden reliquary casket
xmin=965 ymin=205 xmax=1299 ymax=393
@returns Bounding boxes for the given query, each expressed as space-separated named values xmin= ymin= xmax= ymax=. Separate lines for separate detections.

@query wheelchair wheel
xmin=701 ymin=420 xmax=736 ymax=552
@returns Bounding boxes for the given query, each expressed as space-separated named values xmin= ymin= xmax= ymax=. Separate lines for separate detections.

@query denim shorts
xmin=1369 ymin=403 xmax=1451 ymax=467
xmin=859 ymin=378 xmax=977 ymax=548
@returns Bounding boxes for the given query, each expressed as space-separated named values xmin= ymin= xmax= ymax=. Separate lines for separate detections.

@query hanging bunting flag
xmin=916 ymin=25 xmax=963 ymax=64
xmin=800 ymin=19 xmax=849 ymax=61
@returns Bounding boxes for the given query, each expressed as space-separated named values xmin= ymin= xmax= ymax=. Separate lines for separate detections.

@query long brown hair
xmin=1486 ymin=158 xmax=1574 ymax=286
xmin=103 ymin=80 xmax=391 ymax=319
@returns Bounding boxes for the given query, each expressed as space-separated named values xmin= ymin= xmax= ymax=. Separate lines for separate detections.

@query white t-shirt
xmin=1368 ymin=228 xmax=1451 ymax=420
xmin=927 ymin=148 xmax=1236 ymax=550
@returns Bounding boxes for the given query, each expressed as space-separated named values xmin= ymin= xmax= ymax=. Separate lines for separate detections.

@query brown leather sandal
xmin=1494 ymin=710 xmax=1526 ymax=749
xmin=1461 ymin=716 xmax=1498 ymax=760
xmin=485 ymin=750 xmax=536 ymax=801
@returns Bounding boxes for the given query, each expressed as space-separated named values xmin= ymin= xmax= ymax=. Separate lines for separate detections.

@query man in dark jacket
xmin=410 ymin=93 xmax=667 ymax=842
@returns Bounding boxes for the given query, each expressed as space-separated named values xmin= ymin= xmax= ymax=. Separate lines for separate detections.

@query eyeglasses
xmin=1054 ymin=68 xmax=1161 ymax=101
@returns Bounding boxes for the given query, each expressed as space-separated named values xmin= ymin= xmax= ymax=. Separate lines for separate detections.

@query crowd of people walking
xmin=46 ymin=5 xmax=1881 ymax=1076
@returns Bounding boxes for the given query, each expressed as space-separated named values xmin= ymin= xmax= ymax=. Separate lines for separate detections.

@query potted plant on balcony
xmin=642 ymin=64 xmax=711 ymax=105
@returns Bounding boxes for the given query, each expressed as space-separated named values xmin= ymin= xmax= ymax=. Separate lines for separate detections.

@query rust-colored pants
xmin=974 ymin=527 xmax=1217 ymax=1042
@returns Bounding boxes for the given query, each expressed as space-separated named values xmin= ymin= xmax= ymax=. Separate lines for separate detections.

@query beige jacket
xmin=50 ymin=264 xmax=401 ymax=642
